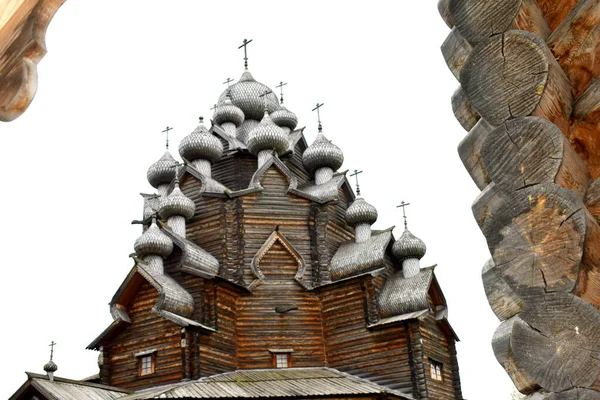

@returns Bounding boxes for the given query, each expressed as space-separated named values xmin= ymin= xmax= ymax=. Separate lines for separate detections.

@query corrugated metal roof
xmin=123 ymin=367 xmax=412 ymax=399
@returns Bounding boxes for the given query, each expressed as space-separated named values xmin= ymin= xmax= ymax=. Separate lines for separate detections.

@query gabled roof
xmin=294 ymin=172 xmax=347 ymax=204
xmin=179 ymin=163 xmax=230 ymax=196
xmin=121 ymin=367 xmax=413 ymax=399
xmin=9 ymin=372 xmax=130 ymax=400
xmin=330 ymin=230 xmax=393 ymax=281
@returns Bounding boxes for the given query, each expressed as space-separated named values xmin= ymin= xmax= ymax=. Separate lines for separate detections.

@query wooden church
xmin=10 ymin=46 xmax=462 ymax=400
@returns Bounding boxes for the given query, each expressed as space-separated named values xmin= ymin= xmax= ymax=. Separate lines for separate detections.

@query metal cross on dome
xmin=259 ymin=89 xmax=272 ymax=111
xmin=162 ymin=126 xmax=173 ymax=150
xmin=397 ymin=201 xmax=411 ymax=228
xmin=223 ymin=77 xmax=234 ymax=97
xmin=49 ymin=340 xmax=57 ymax=361
xmin=312 ymin=102 xmax=324 ymax=132
xmin=238 ymin=38 xmax=253 ymax=70
xmin=350 ymin=169 xmax=363 ymax=196
xmin=276 ymin=81 xmax=288 ymax=103
xmin=210 ymin=104 xmax=218 ymax=112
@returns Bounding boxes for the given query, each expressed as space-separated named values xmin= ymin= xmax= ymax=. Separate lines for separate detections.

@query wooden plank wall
xmin=241 ymin=167 xmax=313 ymax=285
xmin=318 ymin=279 xmax=414 ymax=396
xmin=419 ymin=315 xmax=459 ymax=400
xmin=107 ymin=280 xmax=182 ymax=390
xmin=236 ymin=240 xmax=327 ymax=369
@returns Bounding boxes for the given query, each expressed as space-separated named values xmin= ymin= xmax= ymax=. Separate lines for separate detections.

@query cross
xmin=223 ymin=77 xmax=234 ymax=97
xmin=350 ymin=169 xmax=363 ymax=196
xmin=162 ymin=126 xmax=173 ymax=150
xmin=49 ymin=340 xmax=57 ymax=361
xmin=312 ymin=102 xmax=324 ymax=132
xmin=397 ymin=201 xmax=411 ymax=228
xmin=210 ymin=104 xmax=218 ymax=112
xmin=276 ymin=81 xmax=288 ymax=103
xmin=259 ymin=89 xmax=272 ymax=111
xmin=169 ymin=161 xmax=186 ymax=181
xmin=238 ymin=38 xmax=253 ymax=69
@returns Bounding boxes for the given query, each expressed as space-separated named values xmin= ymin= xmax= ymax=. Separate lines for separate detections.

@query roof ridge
xmin=26 ymin=372 xmax=132 ymax=393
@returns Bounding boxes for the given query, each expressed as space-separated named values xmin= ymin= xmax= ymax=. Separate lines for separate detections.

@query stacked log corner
xmin=439 ymin=0 xmax=600 ymax=397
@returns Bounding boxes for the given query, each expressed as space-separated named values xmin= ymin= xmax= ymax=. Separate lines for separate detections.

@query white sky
xmin=1 ymin=1 xmax=516 ymax=398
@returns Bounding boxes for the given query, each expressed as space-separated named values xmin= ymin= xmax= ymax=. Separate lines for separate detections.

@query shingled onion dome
xmin=179 ymin=119 xmax=223 ymax=178
xmin=302 ymin=132 xmax=344 ymax=184
xmin=271 ymin=105 xmax=298 ymax=134
xmin=213 ymin=96 xmax=245 ymax=137
xmin=346 ymin=197 xmax=378 ymax=243
xmin=134 ymin=217 xmax=173 ymax=274
xmin=217 ymin=71 xmax=280 ymax=121
xmin=147 ymin=151 xmax=177 ymax=197
xmin=247 ymin=110 xmax=289 ymax=168
xmin=43 ymin=359 xmax=58 ymax=381
xmin=393 ymin=228 xmax=427 ymax=278
xmin=159 ymin=180 xmax=195 ymax=237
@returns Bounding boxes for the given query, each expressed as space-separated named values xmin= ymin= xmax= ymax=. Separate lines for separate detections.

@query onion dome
xmin=247 ymin=111 xmax=289 ymax=156
xmin=179 ymin=120 xmax=223 ymax=163
xmin=271 ymin=105 xmax=298 ymax=131
xmin=44 ymin=360 xmax=58 ymax=373
xmin=147 ymin=151 xmax=177 ymax=188
xmin=217 ymin=71 xmax=279 ymax=120
xmin=213 ymin=96 xmax=245 ymax=127
xmin=159 ymin=182 xmax=195 ymax=220
xmin=134 ymin=219 xmax=173 ymax=258
xmin=393 ymin=229 xmax=427 ymax=260
xmin=302 ymin=133 xmax=344 ymax=172
xmin=346 ymin=197 xmax=378 ymax=226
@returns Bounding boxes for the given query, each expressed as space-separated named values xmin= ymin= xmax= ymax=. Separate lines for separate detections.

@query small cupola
xmin=147 ymin=151 xmax=177 ymax=197
xmin=302 ymin=132 xmax=344 ymax=184
xmin=134 ymin=217 xmax=174 ymax=273
xmin=271 ymin=81 xmax=297 ymax=133
xmin=43 ymin=341 xmax=58 ymax=381
xmin=247 ymin=108 xmax=289 ymax=168
xmin=393 ymin=202 xmax=427 ymax=278
xmin=179 ymin=117 xmax=223 ymax=177
xmin=346 ymin=197 xmax=378 ymax=243
xmin=158 ymin=176 xmax=195 ymax=237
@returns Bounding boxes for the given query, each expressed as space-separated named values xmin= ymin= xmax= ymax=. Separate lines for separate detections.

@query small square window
xmin=275 ymin=353 xmax=288 ymax=368
xmin=139 ymin=354 xmax=154 ymax=376
xmin=430 ymin=360 xmax=443 ymax=381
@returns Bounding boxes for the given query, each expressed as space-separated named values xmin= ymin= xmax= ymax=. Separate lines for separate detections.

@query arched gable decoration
xmin=249 ymin=227 xmax=310 ymax=291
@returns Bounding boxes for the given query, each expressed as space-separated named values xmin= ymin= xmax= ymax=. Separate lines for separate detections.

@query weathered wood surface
xmin=449 ymin=0 xmax=550 ymax=46
xmin=480 ymin=183 xmax=586 ymax=295
xmin=458 ymin=118 xmax=495 ymax=189
xmin=481 ymin=116 xmax=590 ymax=196
xmin=482 ymin=259 xmax=524 ymax=321
xmin=547 ymin=0 xmax=600 ymax=98
xmin=493 ymin=292 xmax=600 ymax=394
xmin=451 ymin=87 xmax=480 ymax=131
xmin=0 ymin=0 xmax=65 ymax=121
xmin=571 ymin=78 xmax=600 ymax=179
xmin=535 ymin=0 xmax=579 ymax=31
xmin=442 ymin=28 xmax=472 ymax=81
xmin=527 ymin=388 xmax=600 ymax=399
xmin=460 ymin=30 xmax=572 ymax=131
xmin=438 ymin=0 xmax=454 ymax=29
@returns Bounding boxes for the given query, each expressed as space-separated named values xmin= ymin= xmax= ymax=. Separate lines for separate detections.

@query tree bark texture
xmin=440 ymin=0 xmax=600 ymax=396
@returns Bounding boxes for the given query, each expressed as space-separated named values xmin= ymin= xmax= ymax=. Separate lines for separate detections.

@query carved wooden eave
xmin=0 ymin=0 xmax=65 ymax=121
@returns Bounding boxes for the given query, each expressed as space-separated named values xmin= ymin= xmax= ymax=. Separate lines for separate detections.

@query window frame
xmin=136 ymin=349 xmax=156 ymax=377
xmin=429 ymin=359 xmax=443 ymax=382
xmin=269 ymin=348 xmax=293 ymax=369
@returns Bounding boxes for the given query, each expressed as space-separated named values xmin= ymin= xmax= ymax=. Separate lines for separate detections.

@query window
xmin=430 ymin=360 xmax=443 ymax=381
xmin=275 ymin=353 xmax=289 ymax=368
xmin=136 ymin=350 xmax=156 ymax=376
xmin=269 ymin=349 xmax=293 ymax=368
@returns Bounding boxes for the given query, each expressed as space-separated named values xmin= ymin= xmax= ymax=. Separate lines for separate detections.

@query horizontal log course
xmin=547 ymin=0 xmax=600 ymax=98
xmin=482 ymin=258 xmax=524 ymax=321
xmin=442 ymin=28 xmax=472 ymax=80
xmin=449 ymin=0 xmax=550 ymax=46
xmin=570 ymin=78 xmax=600 ymax=178
xmin=460 ymin=30 xmax=573 ymax=131
xmin=438 ymin=0 xmax=454 ymax=28
xmin=493 ymin=292 xmax=600 ymax=394
xmin=452 ymin=86 xmax=480 ymax=131
xmin=479 ymin=183 xmax=586 ymax=295
xmin=535 ymin=0 xmax=580 ymax=31
xmin=458 ymin=118 xmax=496 ymax=189
xmin=481 ymin=116 xmax=590 ymax=196
xmin=576 ymin=208 xmax=600 ymax=308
